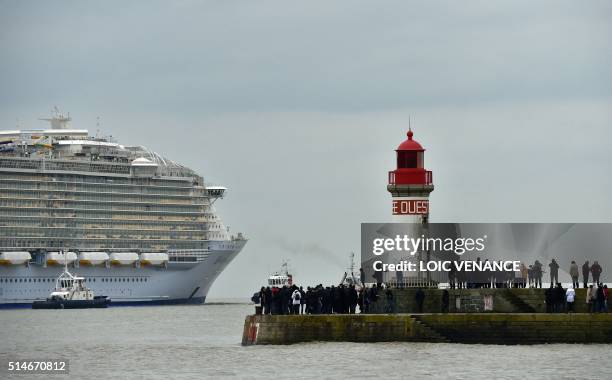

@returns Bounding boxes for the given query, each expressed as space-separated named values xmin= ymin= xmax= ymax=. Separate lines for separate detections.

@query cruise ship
xmin=0 ymin=109 xmax=246 ymax=307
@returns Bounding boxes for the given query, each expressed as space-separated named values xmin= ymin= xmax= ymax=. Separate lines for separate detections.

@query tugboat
xmin=267 ymin=261 xmax=293 ymax=287
xmin=32 ymin=252 xmax=110 ymax=309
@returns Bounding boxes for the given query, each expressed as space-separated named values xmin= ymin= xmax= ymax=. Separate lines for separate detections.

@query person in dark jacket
xmin=264 ymin=287 xmax=272 ymax=314
xmin=331 ymin=285 xmax=340 ymax=313
xmin=323 ymin=286 xmax=332 ymax=314
xmin=415 ymin=288 xmax=425 ymax=313
xmin=591 ymin=261 xmax=603 ymax=284
xmin=337 ymin=285 xmax=347 ymax=314
xmin=441 ymin=289 xmax=449 ymax=313
xmin=279 ymin=286 xmax=290 ymax=315
xmin=549 ymin=259 xmax=559 ymax=287
xmin=271 ymin=287 xmax=281 ymax=315
xmin=596 ymin=284 xmax=605 ymax=313
xmin=545 ymin=286 xmax=553 ymax=313
xmin=582 ymin=260 xmax=590 ymax=288
xmin=385 ymin=288 xmax=396 ymax=313
xmin=554 ymin=283 xmax=565 ymax=313
xmin=533 ymin=260 xmax=543 ymax=288
xmin=448 ymin=265 xmax=456 ymax=289
xmin=361 ymin=287 xmax=371 ymax=314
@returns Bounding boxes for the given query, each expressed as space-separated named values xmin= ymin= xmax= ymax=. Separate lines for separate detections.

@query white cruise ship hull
xmin=0 ymin=240 xmax=245 ymax=308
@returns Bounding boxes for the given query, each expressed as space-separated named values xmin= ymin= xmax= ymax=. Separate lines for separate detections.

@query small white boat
xmin=267 ymin=262 xmax=293 ymax=287
xmin=33 ymin=251 xmax=110 ymax=309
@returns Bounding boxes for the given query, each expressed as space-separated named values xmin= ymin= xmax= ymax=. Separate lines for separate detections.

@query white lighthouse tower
xmin=385 ymin=128 xmax=435 ymax=285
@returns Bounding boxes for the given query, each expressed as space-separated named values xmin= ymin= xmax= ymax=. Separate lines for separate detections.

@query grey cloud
xmin=0 ymin=1 xmax=610 ymax=297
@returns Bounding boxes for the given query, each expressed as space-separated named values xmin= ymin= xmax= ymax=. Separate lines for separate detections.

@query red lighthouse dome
xmin=396 ymin=129 xmax=424 ymax=151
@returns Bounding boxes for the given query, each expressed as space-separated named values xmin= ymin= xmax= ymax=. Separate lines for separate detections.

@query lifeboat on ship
xmin=46 ymin=251 xmax=77 ymax=266
xmin=109 ymin=252 xmax=139 ymax=266
xmin=0 ymin=251 xmax=31 ymax=265
xmin=78 ymin=251 xmax=109 ymax=266
xmin=139 ymin=252 xmax=169 ymax=266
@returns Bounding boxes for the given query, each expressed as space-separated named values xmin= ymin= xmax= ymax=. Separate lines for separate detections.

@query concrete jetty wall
xmin=242 ymin=313 xmax=612 ymax=345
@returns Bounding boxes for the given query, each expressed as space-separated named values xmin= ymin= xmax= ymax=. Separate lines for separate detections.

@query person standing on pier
xmin=545 ymin=286 xmax=553 ymax=313
xmin=448 ymin=265 xmax=457 ymax=289
xmin=441 ymin=289 xmax=449 ymax=313
xmin=591 ymin=261 xmax=602 ymax=285
xmin=554 ymin=283 xmax=565 ymax=313
xmin=299 ymin=286 xmax=306 ymax=314
xmin=348 ymin=285 xmax=358 ymax=314
xmin=415 ymin=288 xmax=425 ymax=313
xmin=520 ymin=262 xmax=529 ymax=288
xmin=385 ymin=288 xmax=396 ymax=313
xmin=291 ymin=288 xmax=301 ymax=315
xmin=587 ymin=285 xmax=596 ymax=313
xmin=569 ymin=261 xmax=579 ymax=289
xmin=264 ymin=287 xmax=272 ymax=314
xmin=528 ymin=265 xmax=534 ymax=287
xmin=549 ymin=259 xmax=559 ymax=287
xmin=596 ymin=284 xmax=605 ymax=313
xmin=582 ymin=260 xmax=590 ymax=288
xmin=533 ymin=261 xmax=543 ymax=288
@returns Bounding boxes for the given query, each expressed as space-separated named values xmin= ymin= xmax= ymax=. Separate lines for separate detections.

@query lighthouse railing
xmin=388 ymin=170 xmax=433 ymax=185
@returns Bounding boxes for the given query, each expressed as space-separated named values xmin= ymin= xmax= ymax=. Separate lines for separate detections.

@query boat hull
xmin=32 ymin=296 xmax=110 ymax=309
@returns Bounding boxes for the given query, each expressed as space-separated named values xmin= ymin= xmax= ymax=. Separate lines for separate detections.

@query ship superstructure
xmin=0 ymin=109 xmax=246 ymax=306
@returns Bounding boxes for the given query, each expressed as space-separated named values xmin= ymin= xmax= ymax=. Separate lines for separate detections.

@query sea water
xmin=1 ymin=302 xmax=611 ymax=379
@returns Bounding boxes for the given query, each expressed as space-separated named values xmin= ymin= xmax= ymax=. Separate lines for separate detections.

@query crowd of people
xmin=254 ymin=283 xmax=401 ymax=315
xmin=545 ymin=282 xmax=609 ymax=313
xmin=447 ymin=258 xmax=604 ymax=289
xmin=252 ymin=259 xmax=607 ymax=315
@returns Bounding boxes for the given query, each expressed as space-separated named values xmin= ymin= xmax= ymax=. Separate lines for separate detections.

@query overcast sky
xmin=1 ymin=1 xmax=611 ymax=298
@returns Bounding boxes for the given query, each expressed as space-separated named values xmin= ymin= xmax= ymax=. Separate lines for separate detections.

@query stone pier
xmin=242 ymin=313 xmax=612 ymax=345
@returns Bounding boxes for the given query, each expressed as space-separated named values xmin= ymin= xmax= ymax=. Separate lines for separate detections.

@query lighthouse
xmin=385 ymin=128 xmax=434 ymax=285
xmin=387 ymin=128 xmax=434 ymax=222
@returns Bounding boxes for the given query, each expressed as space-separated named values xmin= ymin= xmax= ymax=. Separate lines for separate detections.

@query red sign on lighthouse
xmin=392 ymin=199 xmax=429 ymax=215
